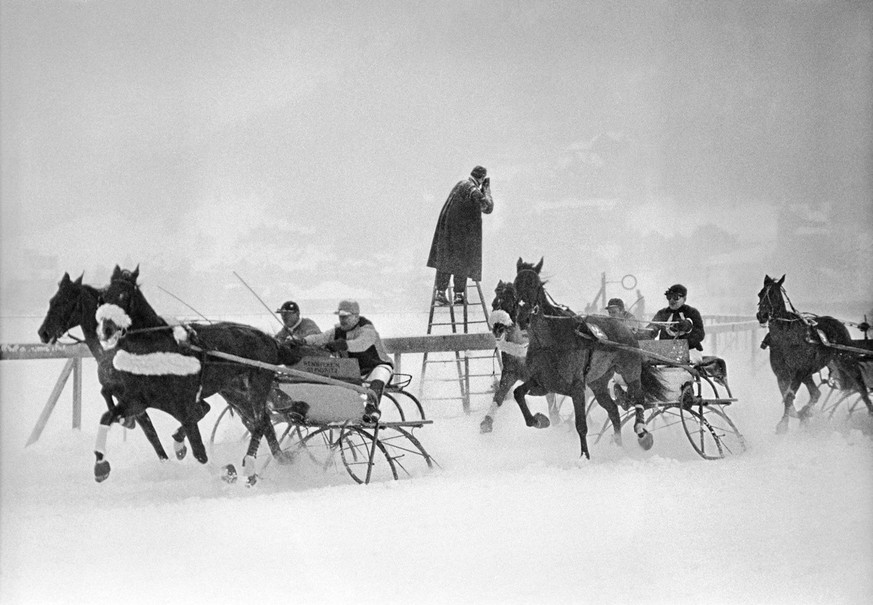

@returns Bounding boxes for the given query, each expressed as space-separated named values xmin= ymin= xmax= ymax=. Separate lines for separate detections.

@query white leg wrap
xmin=242 ymin=455 xmax=257 ymax=477
xmin=95 ymin=424 xmax=110 ymax=456
xmin=173 ymin=438 xmax=186 ymax=456
xmin=486 ymin=401 xmax=501 ymax=417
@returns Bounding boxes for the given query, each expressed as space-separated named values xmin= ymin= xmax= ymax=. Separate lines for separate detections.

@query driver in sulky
xmin=646 ymin=284 xmax=706 ymax=364
xmin=296 ymin=299 xmax=393 ymax=424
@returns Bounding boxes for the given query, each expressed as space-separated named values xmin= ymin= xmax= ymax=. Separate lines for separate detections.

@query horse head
xmin=38 ymin=272 xmax=87 ymax=344
xmin=513 ymin=257 xmax=545 ymax=328
xmin=492 ymin=280 xmax=519 ymax=317
xmin=756 ymin=274 xmax=786 ymax=326
xmin=97 ymin=265 xmax=165 ymax=347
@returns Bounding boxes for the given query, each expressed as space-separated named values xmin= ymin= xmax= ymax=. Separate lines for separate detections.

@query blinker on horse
xmin=757 ymin=274 xmax=872 ymax=433
xmin=96 ymin=265 xmax=304 ymax=486
xmin=512 ymin=258 xmax=669 ymax=459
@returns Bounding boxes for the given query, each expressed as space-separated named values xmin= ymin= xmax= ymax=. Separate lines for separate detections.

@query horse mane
xmin=107 ymin=265 xmax=168 ymax=329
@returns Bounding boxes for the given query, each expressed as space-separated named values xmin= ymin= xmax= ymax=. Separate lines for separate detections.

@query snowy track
xmin=2 ymin=355 xmax=872 ymax=604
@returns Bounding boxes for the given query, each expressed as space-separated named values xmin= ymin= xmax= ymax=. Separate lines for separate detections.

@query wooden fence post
xmin=72 ymin=357 xmax=82 ymax=429
xmin=26 ymin=358 xmax=75 ymax=447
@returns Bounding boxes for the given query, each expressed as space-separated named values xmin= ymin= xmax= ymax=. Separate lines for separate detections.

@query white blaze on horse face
xmin=95 ymin=304 xmax=132 ymax=350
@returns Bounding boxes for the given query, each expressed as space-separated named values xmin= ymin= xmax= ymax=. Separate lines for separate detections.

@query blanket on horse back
xmin=570 ymin=315 xmax=728 ymax=387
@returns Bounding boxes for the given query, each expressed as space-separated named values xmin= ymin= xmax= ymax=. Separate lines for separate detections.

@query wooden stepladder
xmin=420 ymin=278 xmax=495 ymax=414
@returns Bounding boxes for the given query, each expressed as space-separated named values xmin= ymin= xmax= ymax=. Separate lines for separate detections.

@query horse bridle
xmin=759 ymin=283 xmax=803 ymax=325
xmin=45 ymin=286 xmax=89 ymax=345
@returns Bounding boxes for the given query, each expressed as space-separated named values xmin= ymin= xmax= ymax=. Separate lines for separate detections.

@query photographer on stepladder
xmin=427 ymin=165 xmax=494 ymax=306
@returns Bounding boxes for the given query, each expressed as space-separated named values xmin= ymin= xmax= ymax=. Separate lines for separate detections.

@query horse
xmin=756 ymin=274 xmax=872 ymax=433
xmin=480 ymin=280 xmax=560 ymax=434
xmin=95 ymin=265 xmax=307 ymax=486
xmin=512 ymin=258 xmax=670 ymax=459
xmin=37 ymin=272 xmax=175 ymax=461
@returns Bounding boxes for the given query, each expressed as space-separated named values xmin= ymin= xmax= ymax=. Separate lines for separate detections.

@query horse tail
xmin=640 ymin=363 xmax=671 ymax=403
xmin=829 ymin=355 xmax=870 ymax=396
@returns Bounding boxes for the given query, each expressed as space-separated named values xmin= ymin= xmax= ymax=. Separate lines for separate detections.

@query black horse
xmin=513 ymin=258 xmax=669 ymax=459
xmin=480 ymin=280 xmax=559 ymax=433
xmin=96 ymin=265 xmax=305 ymax=485
xmin=37 ymin=272 xmax=176 ymax=461
xmin=756 ymin=274 xmax=872 ymax=433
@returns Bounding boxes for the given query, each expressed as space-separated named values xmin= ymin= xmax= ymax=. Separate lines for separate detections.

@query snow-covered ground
xmin=1 ymin=316 xmax=872 ymax=605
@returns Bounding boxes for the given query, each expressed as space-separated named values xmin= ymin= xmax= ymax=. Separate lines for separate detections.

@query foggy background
xmin=2 ymin=0 xmax=871 ymax=328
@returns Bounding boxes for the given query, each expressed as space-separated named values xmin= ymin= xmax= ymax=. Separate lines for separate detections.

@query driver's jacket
xmin=650 ymin=304 xmax=705 ymax=351
xmin=303 ymin=316 xmax=393 ymax=375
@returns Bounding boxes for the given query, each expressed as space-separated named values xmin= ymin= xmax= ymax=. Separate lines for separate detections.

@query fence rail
xmin=1 ymin=318 xmax=760 ymax=445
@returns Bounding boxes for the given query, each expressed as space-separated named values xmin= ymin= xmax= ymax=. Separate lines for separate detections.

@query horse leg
xmin=481 ymin=366 xmax=516 ymax=433
xmin=233 ymin=425 xmax=264 ymax=487
xmin=181 ymin=418 xmax=208 ymax=465
xmin=101 ymin=387 xmax=135 ymax=429
xmin=263 ymin=416 xmax=294 ymax=465
xmin=512 ymin=382 xmax=550 ymax=429
xmin=570 ymin=388 xmax=590 ymax=459
xmin=94 ymin=405 xmax=125 ymax=482
xmin=589 ymin=375 xmax=622 ymax=446
xmin=626 ymin=379 xmax=653 ymax=450
xmin=797 ymin=375 xmax=822 ymax=423
xmin=173 ymin=398 xmax=210 ymax=460
xmin=135 ymin=411 xmax=169 ymax=461
xmin=776 ymin=375 xmax=802 ymax=434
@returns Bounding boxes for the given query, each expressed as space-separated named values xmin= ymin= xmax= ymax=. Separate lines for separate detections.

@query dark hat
xmin=276 ymin=301 xmax=300 ymax=313
xmin=470 ymin=165 xmax=487 ymax=179
xmin=606 ymin=298 xmax=625 ymax=309
xmin=664 ymin=284 xmax=687 ymax=297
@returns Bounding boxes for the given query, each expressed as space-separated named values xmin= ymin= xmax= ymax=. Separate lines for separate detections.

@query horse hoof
xmin=221 ymin=464 xmax=238 ymax=484
xmin=638 ymin=431 xmax=654 ymax=451
xmin=94 ymin=460 xmax=111 ymax=483
xmin=245 ymin=474 xmax=259 ymax=488
xmin=479 ymin=416 xmax=493 ymax=434
xmin=775 ymin=421 xmax=789 ymax=435
xmin=528 ymin=413 xmax=550 ymax=429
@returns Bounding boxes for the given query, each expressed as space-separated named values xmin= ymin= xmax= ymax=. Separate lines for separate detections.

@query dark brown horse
xmin=96 ymin=265 xmax=305 ymax=485
xmin=480 ymin=280 xmax=559 ymax=434
xmin=37 ymin=272 xmax=175 ymax=461
xmin=756 ymin=274 xmax=872 ymax=433
xmin=513 ymin=258 xmax=669 ymax=459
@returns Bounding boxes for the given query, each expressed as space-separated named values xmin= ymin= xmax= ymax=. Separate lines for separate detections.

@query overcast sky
xmin=2 ymin=0 xmax=871 ymax=318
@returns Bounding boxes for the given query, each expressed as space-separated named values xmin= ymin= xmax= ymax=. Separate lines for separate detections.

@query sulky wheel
xmin=287 ymin=426 xmax=345 ymax=475
xmin=337 ymin=427 xmax=398 ymax=484
xmin=373 ymin=426 xmax=435 ymax=478
xmin=209 ymin=404 xmax=250 ymax=448
xmin=699 ymin=406 xmax=747 ymax=456
xmin=679 ymin=405 xmax=724 ymax=459
xmin=375 ymin=392 xmax=408 ymax=423
xmin=386 ymin=389 xmax=426 ymax=422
